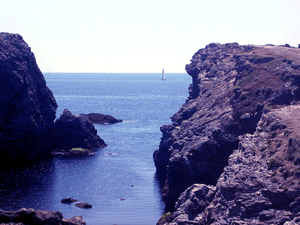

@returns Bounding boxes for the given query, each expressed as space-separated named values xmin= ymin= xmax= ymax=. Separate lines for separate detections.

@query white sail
xmin=161 ymin=68 xmax=166 ymax=80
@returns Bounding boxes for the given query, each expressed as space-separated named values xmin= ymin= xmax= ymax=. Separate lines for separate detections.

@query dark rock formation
xmin=75 ymin=203 xmax=92 ymax=209
xmin=154 ymin=43 xmax=300 ymax=223
xmin=0 ymin=32 xmax=58 ymax=167
xmin=82 ymin=113 xmax=122 ymax=124
xmin=61 ymin=197 xmax=78 ymax=204
xmin=162 ymin=106 xmax=300 ymax=224
xmin=53 ymin=109 xmax=106 ymax=151
xmin=0 ymin=208 xmax=86 ymax=225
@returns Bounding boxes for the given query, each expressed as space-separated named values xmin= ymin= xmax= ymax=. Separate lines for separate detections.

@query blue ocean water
xmin=0 ymin=73 xmax=191 ymax=225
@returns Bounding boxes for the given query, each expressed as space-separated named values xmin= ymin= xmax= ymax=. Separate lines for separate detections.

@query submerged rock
xmin=154 ymin=43 xmax=300 ymax=223
xmin=0 ymin=208 xmax=86 ymax=225
xmin=0 ymin=32 xmax=57 ymax=167
xmin=53 ymin=109 xmax=107 ymax=151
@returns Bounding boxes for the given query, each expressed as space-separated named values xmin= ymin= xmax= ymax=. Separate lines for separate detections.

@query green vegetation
xmin=71 ymin=147 xmax=88 ymax=152
xmin=268 ymin=158 xmax=280 ymax=170
xmin=162 ymin=212 xmax=172 ymax=220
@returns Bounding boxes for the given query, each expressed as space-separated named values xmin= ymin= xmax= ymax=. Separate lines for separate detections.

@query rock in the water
xmin=0 ymin=208 xmax=86 ymax=225
xmin=75 ymin=203 xmax=92 ymax=209
xmin=154 ymin=43 xmax=300 ymax=223
xmin=0 ymin=32 xmax=57 ymax=167
xmin=83 ymin=113 xmax=122 ymax=124
xmin=53 ymin=109 xmax=107 ymax=151
xmin=61 ymin=197 xmax=78 ymax=204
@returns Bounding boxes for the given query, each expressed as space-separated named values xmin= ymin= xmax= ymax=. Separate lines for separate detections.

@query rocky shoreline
xmin=154 ymin=43 xmax=300 ymax=224
xmin=0 ymin=33 xmax=108 ymax=224
xmin=0 ymin=208 xmax=86 ymax=225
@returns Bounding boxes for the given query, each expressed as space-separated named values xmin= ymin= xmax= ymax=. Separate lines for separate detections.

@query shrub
xmin=268 ymin=158 xmax=280 ymax=170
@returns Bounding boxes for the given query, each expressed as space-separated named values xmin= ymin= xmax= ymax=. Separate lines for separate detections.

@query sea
xmin=0 ymin=73 xmax=191 ymax=225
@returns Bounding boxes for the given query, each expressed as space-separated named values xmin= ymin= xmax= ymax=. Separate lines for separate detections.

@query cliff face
xmin=0 ymin=33 xmax=58 ymax=166
xmin=0 ymin=33 xmax=106 ymax=167
xmin=154 ymin=43 xmax=300 ymax=224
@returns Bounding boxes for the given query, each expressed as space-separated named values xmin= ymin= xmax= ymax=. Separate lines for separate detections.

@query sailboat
xmin=161 ymin=68 xmax=166 ymax=80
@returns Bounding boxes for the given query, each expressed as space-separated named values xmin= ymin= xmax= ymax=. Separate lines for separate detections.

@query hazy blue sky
xmin=1 ymin=0 xmax=299 ymax=73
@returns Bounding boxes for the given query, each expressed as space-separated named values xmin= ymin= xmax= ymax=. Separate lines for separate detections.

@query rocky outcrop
xmin=53 ymin=109 xmax=106 ymax=151
xmin=0 ymin=33 xmax=58 ymax=167
xmin=161 ymin=106 xmax=300 ymax=224
xmin=0 ymin=208 xmax=86 ymax=225
xmin=82 ymin=113 xmax=122 ymax=124
xmin=154 ymin=42 xmax=300 ymax=223
xmin=0 ymin=32 xmax=107 ymax=167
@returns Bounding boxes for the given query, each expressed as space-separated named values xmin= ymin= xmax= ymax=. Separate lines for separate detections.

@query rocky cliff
xmin=0 ymin=33 xmax=106 ymax=167
xmin=154 ymin=43 xmax=300 ymax=224
xmin=0 ymin=33 xmax=58 ymax=166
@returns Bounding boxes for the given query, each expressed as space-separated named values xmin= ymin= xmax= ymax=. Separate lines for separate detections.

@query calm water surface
xmin=0 ymin=73 xmax=191 ymax=225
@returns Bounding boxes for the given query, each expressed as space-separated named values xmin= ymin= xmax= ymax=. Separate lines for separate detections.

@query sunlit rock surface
xmin=155 ymin=43 xmax=300 ymax=224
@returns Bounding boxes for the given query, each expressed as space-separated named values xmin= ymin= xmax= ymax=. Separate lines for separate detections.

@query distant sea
xmin=0 ymin=73 xmax=191 ymax=225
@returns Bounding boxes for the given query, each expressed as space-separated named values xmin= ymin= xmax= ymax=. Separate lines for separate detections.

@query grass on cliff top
xmin=231 ymin=46 xmax=299 ymax=120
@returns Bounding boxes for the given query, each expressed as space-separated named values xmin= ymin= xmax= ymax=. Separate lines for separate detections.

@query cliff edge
xmin=154 ymin=43 xmax=300 ymax=224
xmin=0 ymin=33 xmax=58 ymax=166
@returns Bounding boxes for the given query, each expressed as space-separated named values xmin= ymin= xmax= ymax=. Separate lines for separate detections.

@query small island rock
xmin=82 ymin=113 xmax=122 ymax=124
xmin=53 ymin=109 xmax=107 ymax=151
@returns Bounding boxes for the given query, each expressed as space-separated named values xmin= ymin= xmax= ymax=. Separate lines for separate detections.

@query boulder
xmin=0 ymin=33 xmax=57 ymax=167
xmin=0 ymin=208 xmax=86 ymax=225
xmin=82 ymin=113 xmax=122 ymax=124
xmin=53 ymin=109 xmax=106 ymax=151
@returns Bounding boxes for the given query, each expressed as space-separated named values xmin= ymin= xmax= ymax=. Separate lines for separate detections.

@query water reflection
xmin=0 ymin=159 xmax=55 ymax=210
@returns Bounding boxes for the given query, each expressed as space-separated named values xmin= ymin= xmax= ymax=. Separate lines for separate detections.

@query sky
xmin=0 ymin=0 xmax=299 ymax=73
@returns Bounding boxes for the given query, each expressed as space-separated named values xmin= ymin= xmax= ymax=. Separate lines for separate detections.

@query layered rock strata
xmin=0 ymin=33 xmax=57 ymax=166
xmin=154 ymin=43 xmax=300 ymax=224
